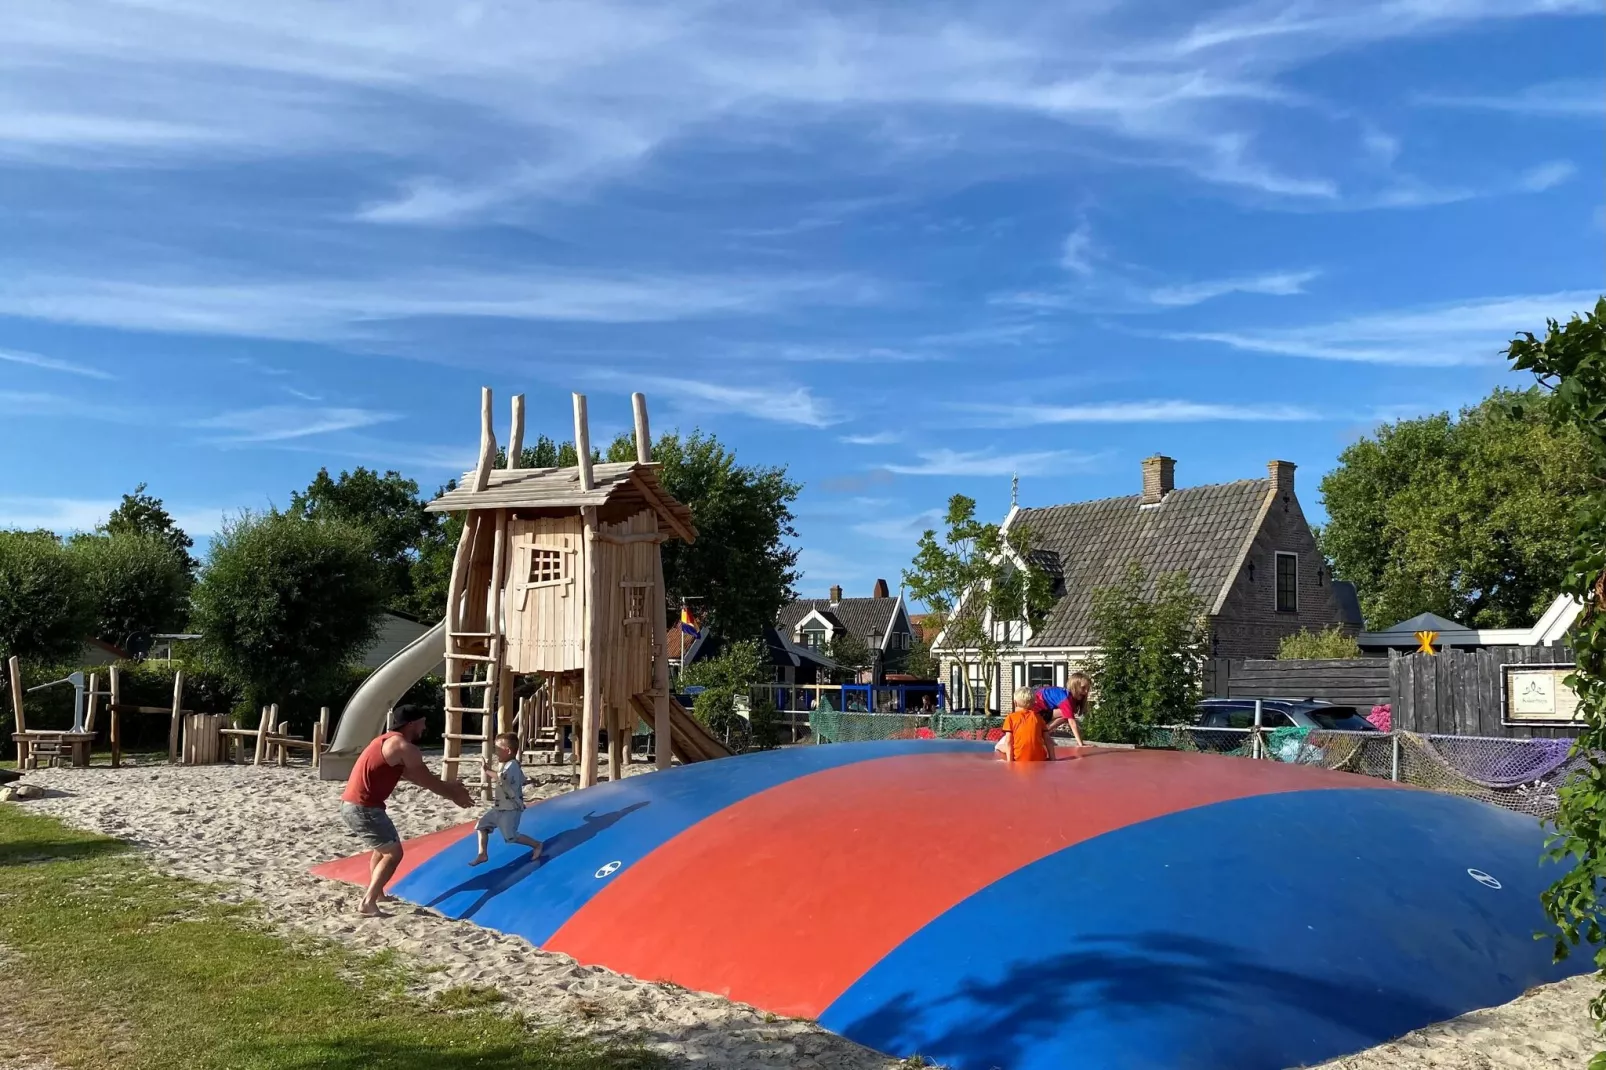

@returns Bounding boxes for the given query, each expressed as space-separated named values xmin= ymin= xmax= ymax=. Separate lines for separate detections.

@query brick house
xmin=778 ymin=579 xmax=915 ymax=683
xmin=934 ymin=456 xmax=1361 ymax=711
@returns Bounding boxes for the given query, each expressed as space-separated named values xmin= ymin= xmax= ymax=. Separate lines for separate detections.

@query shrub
xmin=191 ymin=511 xmax=387 ymax=713
xmin=1277 ymin=626 xmax=1362 ymax=660
xmin=1086 ymin=563 xmax=1208 ymax=743
xmin=0 ymin=530 xmax=92 ymax=663
xmin=65 ymin=532 xmax=192 ymax=646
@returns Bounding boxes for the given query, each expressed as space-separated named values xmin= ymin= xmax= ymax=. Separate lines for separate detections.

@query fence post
xmin=1252 ymin=699 xmax=1263 ymax=760
xmin=1390 ymin=732 xmax=1400 ymax=782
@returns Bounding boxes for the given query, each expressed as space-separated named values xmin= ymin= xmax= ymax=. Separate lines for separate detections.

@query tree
xmin=824 ymin=631 xmax=873 ymax=683
xmin=100 ymin=483 xmax=197 ymax=576
xmin=1277 ymin=626 xmax=1362 ymax=660
xmin=1085 ymin=562 xmax=1208 ymax=744
xmin=290 ymin=468 xmax=439 ymax=619
xmin=1511 ymin=298 xmax=1606 ymax=1048
xmin=1319 ymin=387 xmax=1592 ymax=630
xmin=191 ymin=511 xmax=387 ymax=711
xmin=677 ymin=637 xmax=767 ymax=750
xmin=66 ymin=533 xmax=192 ymax=646
xmin=903 ymin=495 xmax=1054 ymax=712
xmin=0 ymin=530 xmax=91 ymax=663
xmin=605 ymin=430 xmax=800 ymax=642
xmin=898 ymin=634 xmax=939 ymax=680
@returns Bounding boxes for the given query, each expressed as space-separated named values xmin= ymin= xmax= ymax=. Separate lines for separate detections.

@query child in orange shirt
xmin=997 ymin=686 xmax=1053 ymax=762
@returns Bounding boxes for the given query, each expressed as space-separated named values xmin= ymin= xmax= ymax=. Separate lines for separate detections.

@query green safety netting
xmin=808 ymin=710 xmax=1006 ymax=744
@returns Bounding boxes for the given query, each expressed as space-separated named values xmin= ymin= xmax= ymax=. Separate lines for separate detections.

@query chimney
xmin=1141 ymin=455 xmax=1176 ymax=505
xmin=1268 ymin=459 xmax=1296 ymax=495
xmin=829 ymin=584 xmax=843 ymax=605
xmin=872 ymin=578 xmax=889 ymax=599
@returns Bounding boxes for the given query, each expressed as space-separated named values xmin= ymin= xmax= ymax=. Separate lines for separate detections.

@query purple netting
xmin=1427 ymin=735 xmax=1575 ymax=789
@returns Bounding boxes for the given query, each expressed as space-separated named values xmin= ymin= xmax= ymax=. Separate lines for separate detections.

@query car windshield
xmin=1306 ymin=707 xmax=1374 ymax=731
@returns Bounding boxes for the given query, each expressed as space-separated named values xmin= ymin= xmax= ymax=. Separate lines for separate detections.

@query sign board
xmin=1503 ymin=664 xmax=1581 ymax=724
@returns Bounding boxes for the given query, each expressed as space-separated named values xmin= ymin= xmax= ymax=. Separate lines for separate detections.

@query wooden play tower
xmin=426 ymin=388 xmax=703 ymax=789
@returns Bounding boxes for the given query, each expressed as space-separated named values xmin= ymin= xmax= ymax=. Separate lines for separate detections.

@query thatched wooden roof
xmin=426 ymin=462 xmax=697 ymax=543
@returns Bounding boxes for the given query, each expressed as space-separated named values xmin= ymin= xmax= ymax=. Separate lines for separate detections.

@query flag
xmin=679 ymin=607 xmax=700 ymax=638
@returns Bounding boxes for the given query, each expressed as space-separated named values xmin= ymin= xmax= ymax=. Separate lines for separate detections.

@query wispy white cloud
xmin=1059 ymin=222 xmax=1097 ymax=277
xmin=884 ymin=448 xmax=1099 ymax=477
xmin=1171 ymin=290 xmax=1603 ymax=366
xmin=1415 ymin=79 xmax=1606 ymax=116
xmin=0 ymin=347 xmax=115 ymax=380
xmin=1148 ymin=269 xmax=1319 ymax=307
xmin=0 ymin=268 xmax=874 ymax=341
xmin=959 ymin=399 xmax=1322 ymax=426
xmin=623 ymin=375 xmax=838 ymax=428
xmin=0 ymin=495 xmax=237 ymax=536
xmin=841 ymin=431 xmax=901 ymax=446
xmin=1517 ymin=160 xmax=1577 ymax=192
xmin=853 ymin=509 xmax=943 ymax=544
xmin=191 ymin=405 xmax=397 ymax=443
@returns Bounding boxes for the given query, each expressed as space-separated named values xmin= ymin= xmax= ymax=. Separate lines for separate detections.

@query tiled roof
xmin=1010 ymin=479 xmax=1271 ymax=648
xmin=778 ymin=597 xmax=901 ymax=645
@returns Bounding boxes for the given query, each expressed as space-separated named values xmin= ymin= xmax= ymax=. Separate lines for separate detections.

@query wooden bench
xmin=12 ymin=731 xmax=95 ymax=769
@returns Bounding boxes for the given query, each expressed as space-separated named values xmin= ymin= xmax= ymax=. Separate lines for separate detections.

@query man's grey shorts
xmin=475 ymin=809 xmax=522 ymax=841
xmin=340 ymin=801 xmax=400 ymax=850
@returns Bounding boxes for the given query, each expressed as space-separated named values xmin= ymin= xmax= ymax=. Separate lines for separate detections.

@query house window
xmin=621 ymin=582 xmax=651 ymax=625
xmin=1027 ymin=663 xmax=1055 ymax=688
xmin=528 ymin=547 xmax=565 ymax=587
xmin=1275 ymin=552 xmax=1298 ymax=612
xmin=801 ymin=627 xmax=826 ymax=651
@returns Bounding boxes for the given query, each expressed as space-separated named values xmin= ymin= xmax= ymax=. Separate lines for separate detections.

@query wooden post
xmin=6 ymin=656 xmax=23 ymax=752
xmin=579 ymin=505 xmax=602 ymax=788
xmin=498 ymin=664 xmax=515 ymax=737
xmin=632 ymin=392 xmax=652 ymax=465
xmin=472 ymin=386 xmax=497 ymax=492
xmin=573 ymin=393 xmax=594 ymax=492
xmin=253 ymin=705 xmax=271 ymax=766
xmin=315 ymin=707 xmax=330 ymax=771
xmin=608 ymin=703 xmax=624 ymax=781
xmin=85 ymin=672 xmax=100 ymax=735
xmin=109 ymin=665 xmax=122 ymax=768
xmin=167 ymin=670 xmax=186 ymax=763
xmin=652 ymin=546 xmax=672 ymax=771
xmin=507 ymin=394 xmax=525 ymax=468
xmin=483 ymin=509 xmax=509 ymax=793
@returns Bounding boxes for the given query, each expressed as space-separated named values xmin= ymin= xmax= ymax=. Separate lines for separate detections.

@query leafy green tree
xmin=100 ymin=483 xmax=197 ymax=576
xmin=191 ymin=511 xmax=387 ymax=712
xmin=823 ymin=631 xmax=873 ymax=683
xmin=290 ymin=468 xmax=440 ymax=619
xmin=66 ymin=533 xmax=192 ymax=646
xmin=903 ymin=495 xmax=1054 ymax=711
xmin=605 ymin=430 xmax=800 ymax=642
xmin=1277 ymin=626 xmax=1362 ymax=660
xmin=1512 ymin=298 xmax=1606 ymax=1048
xmin=1319 ymin=387 xmax=1592 ymax=630
xmin=898 ymin=634 xmax=939 ymax=679
xmin=677 ymin=637 xmax=768 ymax=750
xmin=0 ymin=530 xmax=92 ymax=663
xmin=1085 ymin=563 xmax=1208 ymax=743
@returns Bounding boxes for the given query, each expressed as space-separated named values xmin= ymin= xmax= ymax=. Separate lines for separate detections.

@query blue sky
xmin=1 ymin=0 xmax=1602 ymax=600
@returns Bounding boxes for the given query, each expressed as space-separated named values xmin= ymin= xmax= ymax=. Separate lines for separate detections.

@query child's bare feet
xmin=357 ymin=900 xmax=390 ymax=917
xmin=468 ymin=853 xmax=489 ymax=867
xmin=529 ymin=843 xmax=543 ymax=861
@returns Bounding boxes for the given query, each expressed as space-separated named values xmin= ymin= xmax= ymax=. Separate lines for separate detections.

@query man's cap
xmin=388 ymin=705 xmax=428 ymax=730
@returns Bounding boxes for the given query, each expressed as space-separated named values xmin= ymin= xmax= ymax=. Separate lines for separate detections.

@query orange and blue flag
xmin=679 ymin=607 xmax=700 ymax=638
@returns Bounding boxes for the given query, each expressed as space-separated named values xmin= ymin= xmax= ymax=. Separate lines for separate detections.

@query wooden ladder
xmin=443 ymin=630 xmax=498 ymax=792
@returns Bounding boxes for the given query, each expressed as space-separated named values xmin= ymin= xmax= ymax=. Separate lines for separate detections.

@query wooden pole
xmin=6 ymin=656 xmax=24 ymax=750
xmin=168 ymin=670 xmax=186 ymax=763
xmin=579 ymin=506 xmax=602 ymax=788
xmin=573 ymin=393 xmax=594 ymax=492
xmin=652 ymin=545 xmax=672 ymax=771
xmin=315 ymin=707 xmax=330 ymax=771
xmin=483 ymin=509 xmax=509 ymax=794
xmin=472 ymin=386 xmax=497 ymax=492
xmin=253 ymin=705 xmax=271 ymax=766
xmin=632 ymin=392 xmax=651 ymax=465
xmin=85 ymin=672 xmax=100 ymax=735
xmin=608 ymin=703 xmax=624 ymax=780
xmin=109 ymin=665 xmax=122 ymax=768
xmin=498 ymin=664 xmax=515 ymax=737
xmin=507 ymin=394 xmax=525 ymax=469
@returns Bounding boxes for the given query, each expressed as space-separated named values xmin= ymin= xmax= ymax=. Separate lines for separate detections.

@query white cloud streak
xmin=841 ymin=431 xmax=901 ymax=446
xmin=1415 ymin=79 xmax=1606 ymax=116
xmin=1517 ymin=160 xmax=1577 ymax=192
xmin=0 ymin=347 xmax=116 ymax=380
xmin=625 ymin=375 xmax=838 ymax=428
xmin=884 ymin=448 xmax=1099 ymax=477
xmin=960 ymin=399 xmax=1322 ymax=426
xmin=1148 ymin=269 xmax=1319 ymax=307
xmin=1171 ymin=290 xmax=1603 ymax=366
xmin=0 ymin=496 xmax=236 ymax=536
xmin=191 ymin=405 xmax=398 ymax=442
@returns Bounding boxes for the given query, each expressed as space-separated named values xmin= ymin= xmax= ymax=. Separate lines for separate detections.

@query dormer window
xmin=801 ymin=626 xmax=826 ymax=651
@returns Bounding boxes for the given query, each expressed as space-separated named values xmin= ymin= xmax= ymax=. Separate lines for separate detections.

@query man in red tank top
xmin=340 ymin=705 xmax=473 ymax=916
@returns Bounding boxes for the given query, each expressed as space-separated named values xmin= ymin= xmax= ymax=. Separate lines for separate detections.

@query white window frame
xmin=1275 ymin=551 xmax=1299 ymax=613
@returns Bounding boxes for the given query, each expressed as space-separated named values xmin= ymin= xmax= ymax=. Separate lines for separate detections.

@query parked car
xmin=1192 ymin=698 xmax=1377 ymax=763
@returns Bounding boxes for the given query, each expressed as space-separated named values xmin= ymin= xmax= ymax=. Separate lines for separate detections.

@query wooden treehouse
xmin=427 ymin=388 xmax=716 ymax=790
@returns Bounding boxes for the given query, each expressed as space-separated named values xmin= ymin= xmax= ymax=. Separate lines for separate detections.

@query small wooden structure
xmin=425 ymin=388 xmax=699 ymax=789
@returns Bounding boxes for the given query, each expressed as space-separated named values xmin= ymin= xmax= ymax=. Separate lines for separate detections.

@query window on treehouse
xmin=621 ymin=581 xmax=652 ymax=626
xmin=528 ymin=547 xmax=566 ymax=587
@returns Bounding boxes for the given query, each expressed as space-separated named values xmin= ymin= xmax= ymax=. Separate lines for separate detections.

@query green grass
xmin=0 ymin=804 xmax=669 ymax=1069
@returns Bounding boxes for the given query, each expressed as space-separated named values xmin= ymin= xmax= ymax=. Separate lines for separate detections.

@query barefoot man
xmin=339 ymin=704 xmax=473 ymax=916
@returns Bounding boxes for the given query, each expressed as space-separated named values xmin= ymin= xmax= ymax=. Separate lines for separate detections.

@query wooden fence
xmin=1207 ymin=646 xmax=1578 ymax=739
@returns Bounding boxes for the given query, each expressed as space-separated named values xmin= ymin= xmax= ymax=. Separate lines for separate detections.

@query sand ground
xmin=9 ymin=758 xmax=1602 ymax=1070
